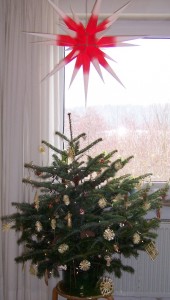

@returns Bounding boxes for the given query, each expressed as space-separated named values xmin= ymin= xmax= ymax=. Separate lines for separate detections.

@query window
xmin=64 ymin=39 xmax=170 ymax=183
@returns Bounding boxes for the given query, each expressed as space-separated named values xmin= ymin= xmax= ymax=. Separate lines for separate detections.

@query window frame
xmin=57 ymin=1 xmax=170 ymax=220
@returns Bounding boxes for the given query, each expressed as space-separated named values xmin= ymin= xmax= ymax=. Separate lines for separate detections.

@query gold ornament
xmin=112 ymin=194 xmax=123 ymax=203
xmin=98 ymin=198 xmax=107 ymax=209
xmin=133 ymin=232 xmax=141 ymax=244
xmin=58 ymin=243 xmax=69 ymax=254
xmin=125 ymin=201 xmax=131 ymax=209
xmin=51 ymin=218 xmax=56 ymax=230
xmin=135 ymin=181 xmax=143 ymax=190
xmin=145 ymin=241 xmax=159 ymax=260
xmin=79 ymin=259 xmax=91 ymax=271
xmin=68 ymin=146 xmax=75 ymax=157
xmin=100 ymin=277 xmax=114 ymax=296
xmin=104 ymin=255 xmax=112 ymax=267
xmin=103 ymin=228 xmax=115 ymax=241
xmin=35 ymin=221 xmax=42 ymax=232
xmin=29 ymin=264 xmax=37 ymax=276
xmin=2 ymin=223 xmax=12 ymax=231
xmin=143 ymin=202 xmax=151 ymax=210
xmin=113 ymin=244 xmax=119 ymax=252
xmin=39 ymin=145 xmax=45 ymax=153
xmin=65 ymin=212 xmax=72 ymax=228
xmin=63 ymin=195 xmax=70 ymax=206
xmin=67 ymin=147 xmax=75 ymax=164
xmin=34 ymin=191 xmax=39 ymax=210
xmin=114 ymin=161 xmax=123 ymax=171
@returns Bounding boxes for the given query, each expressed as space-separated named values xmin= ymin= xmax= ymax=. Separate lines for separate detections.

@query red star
xmin=28 ymin=0 xmax=137 ymax=101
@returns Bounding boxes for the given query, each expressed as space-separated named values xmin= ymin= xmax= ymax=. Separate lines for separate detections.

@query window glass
xmin=64 ymin=39 xmax=170 ymax=181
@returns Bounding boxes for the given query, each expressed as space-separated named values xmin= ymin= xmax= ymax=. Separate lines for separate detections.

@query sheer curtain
xmin=0 ymin=0 xmax=64 ymax=299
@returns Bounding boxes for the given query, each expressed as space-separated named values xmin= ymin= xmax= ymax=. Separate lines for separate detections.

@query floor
xmin=57 ymin=295 xmax=170 ymax=300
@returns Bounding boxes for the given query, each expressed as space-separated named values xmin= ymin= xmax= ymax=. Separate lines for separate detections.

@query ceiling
xmin=57 ymin=0 xmax=170 ymax=36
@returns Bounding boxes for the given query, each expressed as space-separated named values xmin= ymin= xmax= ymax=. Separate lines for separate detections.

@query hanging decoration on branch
xmin=28 ymin=0 xmax=139 ymax=101
xmin=99 ymin=277 xmax=114 ymax=296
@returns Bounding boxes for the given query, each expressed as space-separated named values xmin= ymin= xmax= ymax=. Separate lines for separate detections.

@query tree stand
xmin=52 ymin=281 xmax=114 ymax=300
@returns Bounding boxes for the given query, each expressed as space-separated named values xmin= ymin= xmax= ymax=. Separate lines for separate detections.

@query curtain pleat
xmin=0 ymin=0 xmax=62 ymax=299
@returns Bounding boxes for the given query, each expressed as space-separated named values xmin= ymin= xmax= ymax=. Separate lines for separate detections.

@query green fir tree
xmin=2 ymin=114 xmax=168 ymax=296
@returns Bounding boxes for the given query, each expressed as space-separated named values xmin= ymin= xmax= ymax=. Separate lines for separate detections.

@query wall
xmin=113 ymin=222 xmax=170 ymax=299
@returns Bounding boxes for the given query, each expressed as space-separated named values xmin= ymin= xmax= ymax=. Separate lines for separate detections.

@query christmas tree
xmin=2 ymin=113 xmax=168 ymax=296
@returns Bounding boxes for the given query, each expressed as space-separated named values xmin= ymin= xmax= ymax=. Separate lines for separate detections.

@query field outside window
xmin=64 ymin=39 xmax=170 ymax=183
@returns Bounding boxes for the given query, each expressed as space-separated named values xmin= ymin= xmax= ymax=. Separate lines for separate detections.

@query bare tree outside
xmin=65 ymin=103 xmax=170 ymax=181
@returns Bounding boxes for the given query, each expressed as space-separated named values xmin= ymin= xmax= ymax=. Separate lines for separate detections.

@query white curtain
xmin=0 ymin=0 xmax=64 ymax=299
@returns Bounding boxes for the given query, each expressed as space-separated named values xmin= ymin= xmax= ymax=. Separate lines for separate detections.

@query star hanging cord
xmin=28 ymin=0 xmax=140 ymax=102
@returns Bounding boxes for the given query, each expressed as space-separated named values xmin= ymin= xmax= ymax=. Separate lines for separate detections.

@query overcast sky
xmin=65 ymin=39 xmax=170 ymax=108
